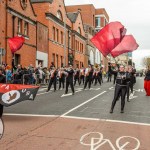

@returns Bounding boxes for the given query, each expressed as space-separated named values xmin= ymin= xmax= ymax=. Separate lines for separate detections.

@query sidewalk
xmin=0 ymin=115 xmax=150 ymax=150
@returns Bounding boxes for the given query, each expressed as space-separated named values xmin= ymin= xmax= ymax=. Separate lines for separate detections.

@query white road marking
xmin=95 ymin=88 xmax=101 ymax=90
xmin=4 ymin=114 xmax=150 ymax=126
xmin=129 ymin=96 xmax=138 ymax=100
xmin=38 ymin=88 xmax=47 ymax=92
xmin=62 ymin=116 xmax=150 ymax=126
xmin=37 ymin=91 xmax=52 ymax=96
xmin=109 ymin=87 xmax=114 ymax=90
xmin=61 ymin=91 xmax=106 ymax=116
xmin=4 ymin=113 xmax=59 ymax=117
xmin=61 ymin=90 xmax=82 ymax=97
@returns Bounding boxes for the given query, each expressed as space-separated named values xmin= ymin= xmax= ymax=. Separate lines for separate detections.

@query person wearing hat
xmin=64 ymin=65 xmax=75 ymax=95
xmin=110 ymin=65 xmax=130 ymax=113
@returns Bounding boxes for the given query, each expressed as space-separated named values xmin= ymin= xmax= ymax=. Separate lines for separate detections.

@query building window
xmin=53 ymin=27 xmax=55 ymax=41
xmin=18 ymin=19 xmax=22 ymax=33
xmin=61 ymin=56 xmax=63 ymax=67
xmin=95 ymin=17 xmax=101 ymax=28
xmin=75 ymin=40 xmax=77 ymax=50
xmin=24 ymin=22 xmax=28 ymax=36
xmin=57 ymin=10 xmax=63 ymax=21
xmin=78 ymin=27 xmax=81 ymax=34
xmin=56 ymin=29 xmax=59 ymax=42
xmin=61 ymin=31 xmax=63 ymax=44
xmin=105 ymin=19 xmax=107 ymax=26
xmin=93 ymin=15 xmax=95 ymax=27
xmin=15 ymin=54 xmax=21 ymax=66
xmin=56 ymin=55 xmax=58 ymax=68
xmin=52 ymin=53 xmax=55 ymax=66
xmin=80 ymin=43 xmax=82 ymax=52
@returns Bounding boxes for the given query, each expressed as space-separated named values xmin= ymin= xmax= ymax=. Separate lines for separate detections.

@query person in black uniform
xmin=110 ymin=65 xmax=130 ymax=113
xmin=65 ymin=65 xmax=75 ymax=95
xmin=84 ymin=65 xmax=94 ymax=89
xmin=58 ymin=68 xmax=65 ymax=90
xmin=74 ymin=68 xmax=80 ymax=86
xmin=79 ymin=67 xmax=85 ymax=85
xmin=94 ymin=68 xmax=101 ymax=86
xmin=107 ymin=62 xmax=112 ymax=82
xmin=0 ymin=69 xmax=6 ymax=118
xmin=100 ymin=67 xmax=103 ymax=83
xmin=112 ymin=64 xmax=118 ymax=85
xmin=127 ymin=66 xmax=136 ymax=101
xmin=47 ymin=67 xmax=58 ymax=92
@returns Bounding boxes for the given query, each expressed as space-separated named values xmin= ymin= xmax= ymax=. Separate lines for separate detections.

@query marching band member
xmin=84 ymin=65 xmax=94 ymax=90
xmin=94 ymin=68 xmax=101 ymax=86
xmin=107 ymin=62 xmax=112 ymax=82
xmin=74 ymin=68 xmax=80 ymax=86
xmin=47 ymin=67 xmax=58 ymax=92
xmin=64 ymin=65 xmax=75 ymax=95
xmin=127 ymin=66 xmax=136 ymax=101
xmin=58 ymin=68 xmax=65 ymax=90
xmin=79 ymin=67 xmax=85 ymax=85
xmin=110 ymin=65 xmax=130 ymax=113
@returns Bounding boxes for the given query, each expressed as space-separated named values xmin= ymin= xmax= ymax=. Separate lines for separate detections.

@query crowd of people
xmin=1 ymin=61 xmax=150 ymax=117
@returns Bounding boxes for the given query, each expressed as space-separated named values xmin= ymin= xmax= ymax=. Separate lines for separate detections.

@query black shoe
xmin=72 ymin=93 xmax=75 ymax=95
xmin=120 ymin=110 xmax=124 ymax=113
xmin=110 ymin=109 xmax=113 ymax=113
xmin=46 ymin=90 xmax=49 ymax=92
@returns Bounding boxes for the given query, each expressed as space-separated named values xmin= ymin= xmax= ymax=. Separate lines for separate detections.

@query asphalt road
xmin=4 ymin=77 xmax=150 ymax=124
xmin=1 ymin=77 xmax=150 ymax=150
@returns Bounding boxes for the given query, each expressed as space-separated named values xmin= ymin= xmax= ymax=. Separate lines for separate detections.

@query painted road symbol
xmin=80 ymin=132 xmax=140 ymax=150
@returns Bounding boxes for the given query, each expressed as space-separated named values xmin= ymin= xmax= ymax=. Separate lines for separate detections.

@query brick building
xmin=0 ymin=0 xmax=37 ymax=67
xmin=66 ymin=4 xmax=109 ymax=70
xmin=32 ymin=0 xmax=86 ymax=68
xmin=0 ymin=1 xmax=110 ymax=69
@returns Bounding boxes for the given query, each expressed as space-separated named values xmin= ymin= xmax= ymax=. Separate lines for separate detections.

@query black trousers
xmin=94 ymin=77 xmax=101 ymax=85
xmin=127 ymin=82 xmax=134 ymax=100
xmin=74 ymin=77 xmax=80 ymax=86
xmin=47 ymin=78 xmax=57 ymax=91
xmin=65 ymin=81 xmax=74 ymax=94
xmin=59 ymin=78 xmax=65 ymax=89
xmin=111 ymin=84 xmax=127 ymax=111
xmin=79 ymin=75 xmax=84 ymax=85
xmin=107 ymin=73 xmax=112 ymax=82
xmin=113 ymin=75 xmax=117 ymax=84
xmin=100 ymin=75 xmax=103 ymax=83
xmin=84 ymin=77 xmax=92 ymax=89
xmin=0 ymin=104 xmax=3 ymax=118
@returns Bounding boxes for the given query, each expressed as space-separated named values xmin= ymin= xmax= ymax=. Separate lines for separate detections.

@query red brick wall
xmin=66 ymin=5 xmax=96 ymax=28
xmin=72 ymin=12 xmax=86 ymax=68
xmin=0 ymin=0 xmax=37 ymax=67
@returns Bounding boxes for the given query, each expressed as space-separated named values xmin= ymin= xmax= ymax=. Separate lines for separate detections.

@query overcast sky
xmin=65 ymin=0 xmax=150 ymax=68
